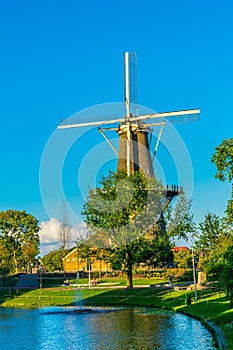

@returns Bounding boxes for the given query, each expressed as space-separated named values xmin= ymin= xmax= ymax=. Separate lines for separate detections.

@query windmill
xmin=58 ymin=52 xmax=200 ymax=185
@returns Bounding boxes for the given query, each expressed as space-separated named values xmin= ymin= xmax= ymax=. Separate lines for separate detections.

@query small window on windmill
xmin=145 ymin=169 xmax=149 ymax=174
xmin=66 ymin=258 xmax=69 ymax=262
xmin=72 ymin=258 xmax=76 ymax=262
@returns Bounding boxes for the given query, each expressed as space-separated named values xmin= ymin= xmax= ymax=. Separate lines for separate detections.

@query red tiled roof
xmin=172 ymin=246 xmax=189 ymax=253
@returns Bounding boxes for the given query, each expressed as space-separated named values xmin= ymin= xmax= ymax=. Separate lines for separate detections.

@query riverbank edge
xmin=179 ymin=311 xmax=227 ymax=350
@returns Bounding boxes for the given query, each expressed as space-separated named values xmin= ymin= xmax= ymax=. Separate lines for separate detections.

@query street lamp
xmin=88 ymin=259 xmax=91 ymax=289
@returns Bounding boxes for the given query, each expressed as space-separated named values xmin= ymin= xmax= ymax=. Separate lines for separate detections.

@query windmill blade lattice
xmin=128 ymin=52 xmax=138 ymax=116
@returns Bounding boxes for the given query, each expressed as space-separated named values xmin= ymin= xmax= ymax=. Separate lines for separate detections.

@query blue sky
xmin=0 ymin=0 xmax=233 ymax=236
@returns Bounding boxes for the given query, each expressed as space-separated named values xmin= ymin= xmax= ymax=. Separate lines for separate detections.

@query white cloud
xmin=70 ymin=221 xmax=88 ymax=243
xmin=39 ymin=217 xmax=61 ymax=244
xmin=39 ymin=218 xmax=61 ymax=256
xmin=39 ymin=218 xmax=88 ymax=256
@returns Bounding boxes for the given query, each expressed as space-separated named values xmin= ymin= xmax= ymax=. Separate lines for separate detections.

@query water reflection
xmin=0 ymin=307 xmax=216 ymax=350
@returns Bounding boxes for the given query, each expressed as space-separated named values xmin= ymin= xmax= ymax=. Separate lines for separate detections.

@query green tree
xmin=211 ymin=138 xmax=233 ymax=183
xmin=0 ymin=236 xmax=13 ymax=274
xmin=195 ymin=214 xmax=233 ymax=279
xmin=211 ymin=138 xmax=233 ymax=221
xmin=165 ymin=194 xmax=196 ymax=241
xmin=106 ymin=230 xmax=173 ymax=285
xmin=41 ymin=248 xmax=71 ymax=272
xmin=81 ymin=171 xmax=168 ymax=287
xmin=0 ymin=210 xmax=40 ymax=274
xmin=219 ymin=245 xmax=233 ymax=308
xmin=195 ymin=213 xmax=222 ymax=254
xmin=173 ymin=249 xmax=192 ymax=269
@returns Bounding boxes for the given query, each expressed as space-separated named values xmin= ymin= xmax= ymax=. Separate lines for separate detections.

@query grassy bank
xmin=0 ymin=285 xmax=232 ymax=349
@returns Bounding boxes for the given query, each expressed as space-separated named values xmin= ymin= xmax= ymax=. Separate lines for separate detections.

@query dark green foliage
xmin=186 ymin=293 xmax=192 ymax=305
xmin=165 ymin=194 xmax=196 ymax=240
xmin=82 ymin=170 xmax=165 ymax=247
xmin=81 ymin=170 xmax=171 ymax=287
xmin=173 ymin=250 xmax=192 ymax=269
xmin=0 ymin=210 xmax=40 ymax=274
xmin=81 ymin=170 xmax=196 ymax=287
xmin=219 ymin=245 xmax=233 ymax=308
xmin=41 ymin=248 xmax=72 ymax=272
xmin=196 ymin=214 xmax=233 ymax=281
xmin=211 ymin=138 xmax=233 ymax=183
xmin=211 ymin=138 xmax=233 ymax=221
xmin=196 ymin=213 xmax=222 ymax=254
xmin=226 ymin=198 xmax=233 ymax=223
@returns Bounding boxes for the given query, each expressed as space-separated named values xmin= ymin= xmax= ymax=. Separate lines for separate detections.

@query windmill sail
xmin=128 ymin=52 xmax=138 ymax=116
xmin=58 ymin=52 xmax=200 ymax=178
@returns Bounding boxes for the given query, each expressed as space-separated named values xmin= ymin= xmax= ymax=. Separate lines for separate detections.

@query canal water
xmin=0 ymin=306 xmax=216 ymax=350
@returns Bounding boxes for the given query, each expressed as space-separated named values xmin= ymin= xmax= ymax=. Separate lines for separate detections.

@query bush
xmin=186 ymin=294 xmax=192 ymax=305
xmin=174 ymin=269 xmax=194 ymax=281
xmin=162 ymin=268 xmax=194 ymax=282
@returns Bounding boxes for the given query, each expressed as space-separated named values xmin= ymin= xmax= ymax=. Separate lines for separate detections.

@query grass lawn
xmin=67 ymin=276 xmax=168 ymax=287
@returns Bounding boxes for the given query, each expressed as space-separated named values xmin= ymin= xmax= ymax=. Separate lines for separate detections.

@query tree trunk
xmin=126 ymin=265 xmax=133 ymax=288
xmin=125 ymin=247 xmax=133 ymax=288
xmin=13 ymin=250 xmax=19 ymax=274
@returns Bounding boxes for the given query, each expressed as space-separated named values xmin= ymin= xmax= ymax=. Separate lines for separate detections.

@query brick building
xmin=62 ymin=248 xmax=111 ymax=274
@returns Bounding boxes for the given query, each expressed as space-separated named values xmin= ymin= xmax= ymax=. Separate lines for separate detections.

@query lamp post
xmin=88 ymin=259 xmax=91 ymax=289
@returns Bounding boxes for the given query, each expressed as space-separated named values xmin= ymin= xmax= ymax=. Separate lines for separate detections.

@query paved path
xmin=14 ymin=274 xmax=39 ymax=289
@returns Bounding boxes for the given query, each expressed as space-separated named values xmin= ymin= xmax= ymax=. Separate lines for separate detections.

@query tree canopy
xmin=81 ymin=171 xmax=169 ymax=286
xmin=211 ymin=138 xmax=233 ymax=183
xmin=165 ymin=194 xmax=196 ymax=241
xmin=82 ymin=170 xmax=165 ymax=249
xmin=219 ymin=245 xmax=233 ymax=308
xmin=0 ymin=210 xmax=40 ymax=274
xmin=195 ymin=213 xmax=233 ymax=281
xmin=211 ymin=138 xmax=233 ymax=221
xmin=41 ymin=248 xmax=71 ymax=272
xmin=81 ymin=170 xmax=192 ymax=287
